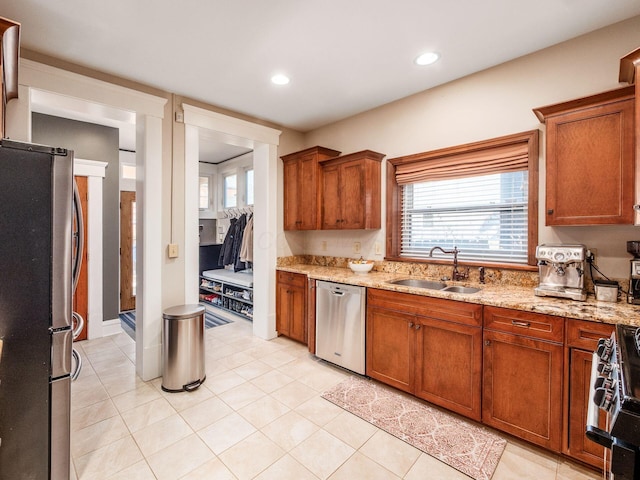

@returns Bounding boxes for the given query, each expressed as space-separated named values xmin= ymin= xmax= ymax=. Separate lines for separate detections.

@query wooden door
xmin=120 ymin=191 xmax=136 ymax=312
xmin=366 ymin=306 xmax=413 ymax=392
xmin=482 ymin=329 xmax=563 ymax=451
xmin=340 ymin=161 xmax=365 ymax=229
xmin=320 ymin=163 xmax=341 ymax=229
xmin=545 ymin=97 xmax=634 ymax=225
xmin=288 ymin=284 xmax=307 ymax=343
xmin=275 ymin=280 xmax=291 ymax=336
xmin=73 ymin=176 xmax=88 ymax=341
xmin=414 ymin=317 xmax=482 ymax=421
xmin=298 ymin=153 xmax=319 ymax=230
xmin=566 ymin=348 xmax=608 ymax=468
xmin=282 ymin=159 xmax=300 ymax=230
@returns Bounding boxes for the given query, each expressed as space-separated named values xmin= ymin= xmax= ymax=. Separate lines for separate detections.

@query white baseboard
xmin=102 ymin=318 xmax=124 ymax=337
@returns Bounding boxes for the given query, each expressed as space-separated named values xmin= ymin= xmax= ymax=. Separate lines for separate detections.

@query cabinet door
xmin=483 ymin=329 xmax=563 ymax=451
xmin=545 ymin=98 xmax=634 ymax=225
xmin=298 ymin=153 xmax=320 ymax=230
xmin=275 ymin=281 xmax=291 ymax=336
xmin=366 ymin=306 xmax=413 ymax=393
xmin=566 ymin=348 xmax=607 ymax=469
xmin=340 ymin=160 xmax=365 ymax=229
xmin=321 ymin=163 xmax=341 ymax=229
xmin=414 ymin=317 xmax=482 ymax=421
xmin=287 ymin=284 xmax=307 ymax=343
xmin=282 ymin=160 xmax=300 ymax=230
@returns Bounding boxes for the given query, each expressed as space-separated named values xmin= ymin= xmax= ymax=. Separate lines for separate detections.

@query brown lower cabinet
xmin=366 ymin=288 xmax=483 ymax=421
xmin=275 ymin=271 xmax=307 ymax=344
xmin=316 ymin=281 xmax=613 ymax=467
xmin=482 ymin=306 xmax=564 ymax=452
xmin=564 ymin=319 xmax=614 ymax=470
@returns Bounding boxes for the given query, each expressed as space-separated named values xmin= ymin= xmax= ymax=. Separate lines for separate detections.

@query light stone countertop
xmin=277 ymin=264 xmax=640 ymax=327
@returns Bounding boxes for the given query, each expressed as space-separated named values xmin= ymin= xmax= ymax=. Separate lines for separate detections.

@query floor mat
xmin=322 ymin=376 xmax=506 ymax=480
xmin=118 ymin=307 xmax=233 ymax=337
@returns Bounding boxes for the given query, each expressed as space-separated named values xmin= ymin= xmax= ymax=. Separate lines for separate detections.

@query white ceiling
xmin=7 ymin=0 xmax=640 ymax=147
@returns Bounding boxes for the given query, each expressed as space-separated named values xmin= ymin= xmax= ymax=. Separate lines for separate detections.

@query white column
xmin=136 ymin=113 xmax=164 ymax=381
xmin=5 ymin=84 xmax=31 ymax=141
xmin=184 ymin=124 xmax=200 ymax=304
xmin=252 ymin=142 xmax=278 ymax=339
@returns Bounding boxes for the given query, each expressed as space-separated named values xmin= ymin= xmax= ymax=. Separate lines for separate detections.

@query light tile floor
xmin=70 ymin=318 xmax=603 ymax=479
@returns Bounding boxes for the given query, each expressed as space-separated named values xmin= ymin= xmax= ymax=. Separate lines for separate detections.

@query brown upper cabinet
xmin=319 ymin=150 xmax=385 ymax=230
xmin=533 ymin=86 xmax=635 ymax=225
xmin=281 ymin=146 xmax=341 ymax=231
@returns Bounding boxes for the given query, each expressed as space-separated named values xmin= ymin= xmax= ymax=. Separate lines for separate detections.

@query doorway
xmin=120 ymin=191 xmax=136 ymax=312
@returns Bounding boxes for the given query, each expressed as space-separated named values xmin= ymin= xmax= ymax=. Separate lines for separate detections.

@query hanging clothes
xmin=218 ymin=217 xmax=237 ymax=267
xmin=232 ymin=213 xmax=247 ymax=271
xmin=239 ymin=214 xmax=253 ymax=264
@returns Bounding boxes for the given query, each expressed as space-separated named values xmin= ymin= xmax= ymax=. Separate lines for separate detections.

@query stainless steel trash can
xmin=162 ymin=304 xmax=206 ymax=392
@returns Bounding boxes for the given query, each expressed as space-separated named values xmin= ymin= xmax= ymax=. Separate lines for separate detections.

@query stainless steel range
xmin=588 ymin=324 xmax=640 ymax=479
xmin=534 ymin=244 xmax=587 ymax=301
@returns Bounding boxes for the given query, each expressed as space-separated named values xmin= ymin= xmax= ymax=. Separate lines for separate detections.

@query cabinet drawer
xmin=276 ymin=270 xmax=307 ymax=287
xmin=367 ymin=288 xmax=481 ymax=327
xmin=565 ymin=319 xmax=614 ymax=350
xmin=484 ymin=306 xmax=563 ymax=343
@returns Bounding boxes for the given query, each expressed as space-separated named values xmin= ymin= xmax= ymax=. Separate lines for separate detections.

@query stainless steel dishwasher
xmin=315 ymin=280 xmax=366 ymax=375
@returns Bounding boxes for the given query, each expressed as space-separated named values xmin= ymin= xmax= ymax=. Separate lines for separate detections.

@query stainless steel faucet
xmin=428 ymin=246 xmax=469 ymax=281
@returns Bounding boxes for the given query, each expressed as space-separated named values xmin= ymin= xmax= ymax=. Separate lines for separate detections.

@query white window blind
xmin=401 ymin=170 xmax=528 ymax=264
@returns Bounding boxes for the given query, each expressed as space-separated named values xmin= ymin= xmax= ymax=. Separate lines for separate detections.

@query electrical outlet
xmin=168 ymin=243 xmax=179 ymax=258
xmin=353 ymin=242 xmax=361 ymax=254
xmin=587 ymin=248 xmax=597 ymax=262
xmin=321 ymin=240 xmax=327 ymax=251
xmin=375 ymin=242 xmax=382 ymax=255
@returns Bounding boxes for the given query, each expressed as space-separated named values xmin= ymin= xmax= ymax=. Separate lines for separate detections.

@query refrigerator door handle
xmin=51 ymin=330 xmax=72 ymax=379
xmin=72 ymin=311 xmax=84 ymax=340
xmin=71 ymin=348 xmax=82 ymax=381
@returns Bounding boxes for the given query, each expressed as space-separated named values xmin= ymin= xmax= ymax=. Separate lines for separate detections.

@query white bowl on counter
xmin=348 ymin=261 xmax=374 ymax=274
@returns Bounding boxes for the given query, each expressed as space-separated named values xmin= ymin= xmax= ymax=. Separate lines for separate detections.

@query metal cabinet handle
xmin=408 ymin=322 xmax=414 ymax=328
xmin=512 ymin=320 xmax=531 ymax=328
xmin=415 ymin=324 xmax=421 ymax=330
xmin=485 ymin=340 xmax=491 ymax=346
xmin=547 ymin=209 xmax=554 ymax=215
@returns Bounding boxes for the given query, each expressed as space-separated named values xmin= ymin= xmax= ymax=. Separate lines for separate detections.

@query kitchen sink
xmin=387 ymin=279 xmax=481 ymax=294
xmin=388 ymin=279 xmax=448 ymax=290
xmin=441 ymin=285 xmax=481 ymax=294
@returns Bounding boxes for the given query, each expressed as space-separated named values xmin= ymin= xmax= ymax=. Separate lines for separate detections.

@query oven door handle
xmin=586 ymin=351 xmax=613 ymax=449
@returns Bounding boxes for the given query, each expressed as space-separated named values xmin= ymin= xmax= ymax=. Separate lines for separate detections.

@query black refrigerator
xmin=0 ymin=139 xmax=74 ymax=479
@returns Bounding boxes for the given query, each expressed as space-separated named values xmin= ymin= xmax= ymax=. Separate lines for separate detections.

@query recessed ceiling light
xmin=414 ymin=52 xmax=440 ymax=66
xmin=271 ymin=74 xmax=290 ymax=85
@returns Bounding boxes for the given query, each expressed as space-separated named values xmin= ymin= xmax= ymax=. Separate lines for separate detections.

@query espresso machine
xmin=534 ymin=244 xmax=587 ymax=301
xmin=627 ymin=241 xmax=640 ymax=304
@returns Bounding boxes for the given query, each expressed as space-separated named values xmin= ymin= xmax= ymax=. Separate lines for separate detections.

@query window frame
xmin=386 ymin=130 xmax=539 ymax=269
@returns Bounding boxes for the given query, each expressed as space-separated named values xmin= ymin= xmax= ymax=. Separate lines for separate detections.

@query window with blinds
xmin=387 ymin=130 xmax=538 ymax=266
xmin=401 ymin=171 xmax=528 ymax=263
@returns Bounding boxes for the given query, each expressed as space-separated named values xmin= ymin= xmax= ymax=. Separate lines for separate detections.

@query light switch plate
xmin=353 ymin=242 xmax=361 ymax=254
xmin=168 ymin=243 xmax=179 ymax=258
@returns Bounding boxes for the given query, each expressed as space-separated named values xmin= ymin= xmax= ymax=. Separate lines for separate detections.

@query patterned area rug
xmin=322 ymin=376 xmax=506 ymax=480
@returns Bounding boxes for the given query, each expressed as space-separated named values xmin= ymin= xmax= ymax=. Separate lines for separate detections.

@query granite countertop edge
xmin=277 ymin=264 xmax=640 ymax=327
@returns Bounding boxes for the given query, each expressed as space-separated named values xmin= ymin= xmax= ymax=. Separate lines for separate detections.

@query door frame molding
xmin=74 ymin=158 xmax=107 ymax=340
xmin=182 ymin=104 xmax=281 ymax=340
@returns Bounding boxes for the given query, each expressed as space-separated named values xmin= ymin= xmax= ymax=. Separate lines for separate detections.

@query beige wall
xmin=283 ymin=15 xmax=640 ymax=280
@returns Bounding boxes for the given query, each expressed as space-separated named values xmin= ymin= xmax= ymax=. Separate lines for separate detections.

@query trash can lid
xmin=163 ymin=304 xmax=206 ymax=320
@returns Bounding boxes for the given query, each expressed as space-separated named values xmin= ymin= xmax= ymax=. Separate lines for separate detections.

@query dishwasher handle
xmin=330 ymin=290 xmax=346 ymax=296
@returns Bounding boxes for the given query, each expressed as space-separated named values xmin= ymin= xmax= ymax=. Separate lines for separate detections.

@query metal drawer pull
xmin=512 ymin=320 xmax=531 ymax=328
